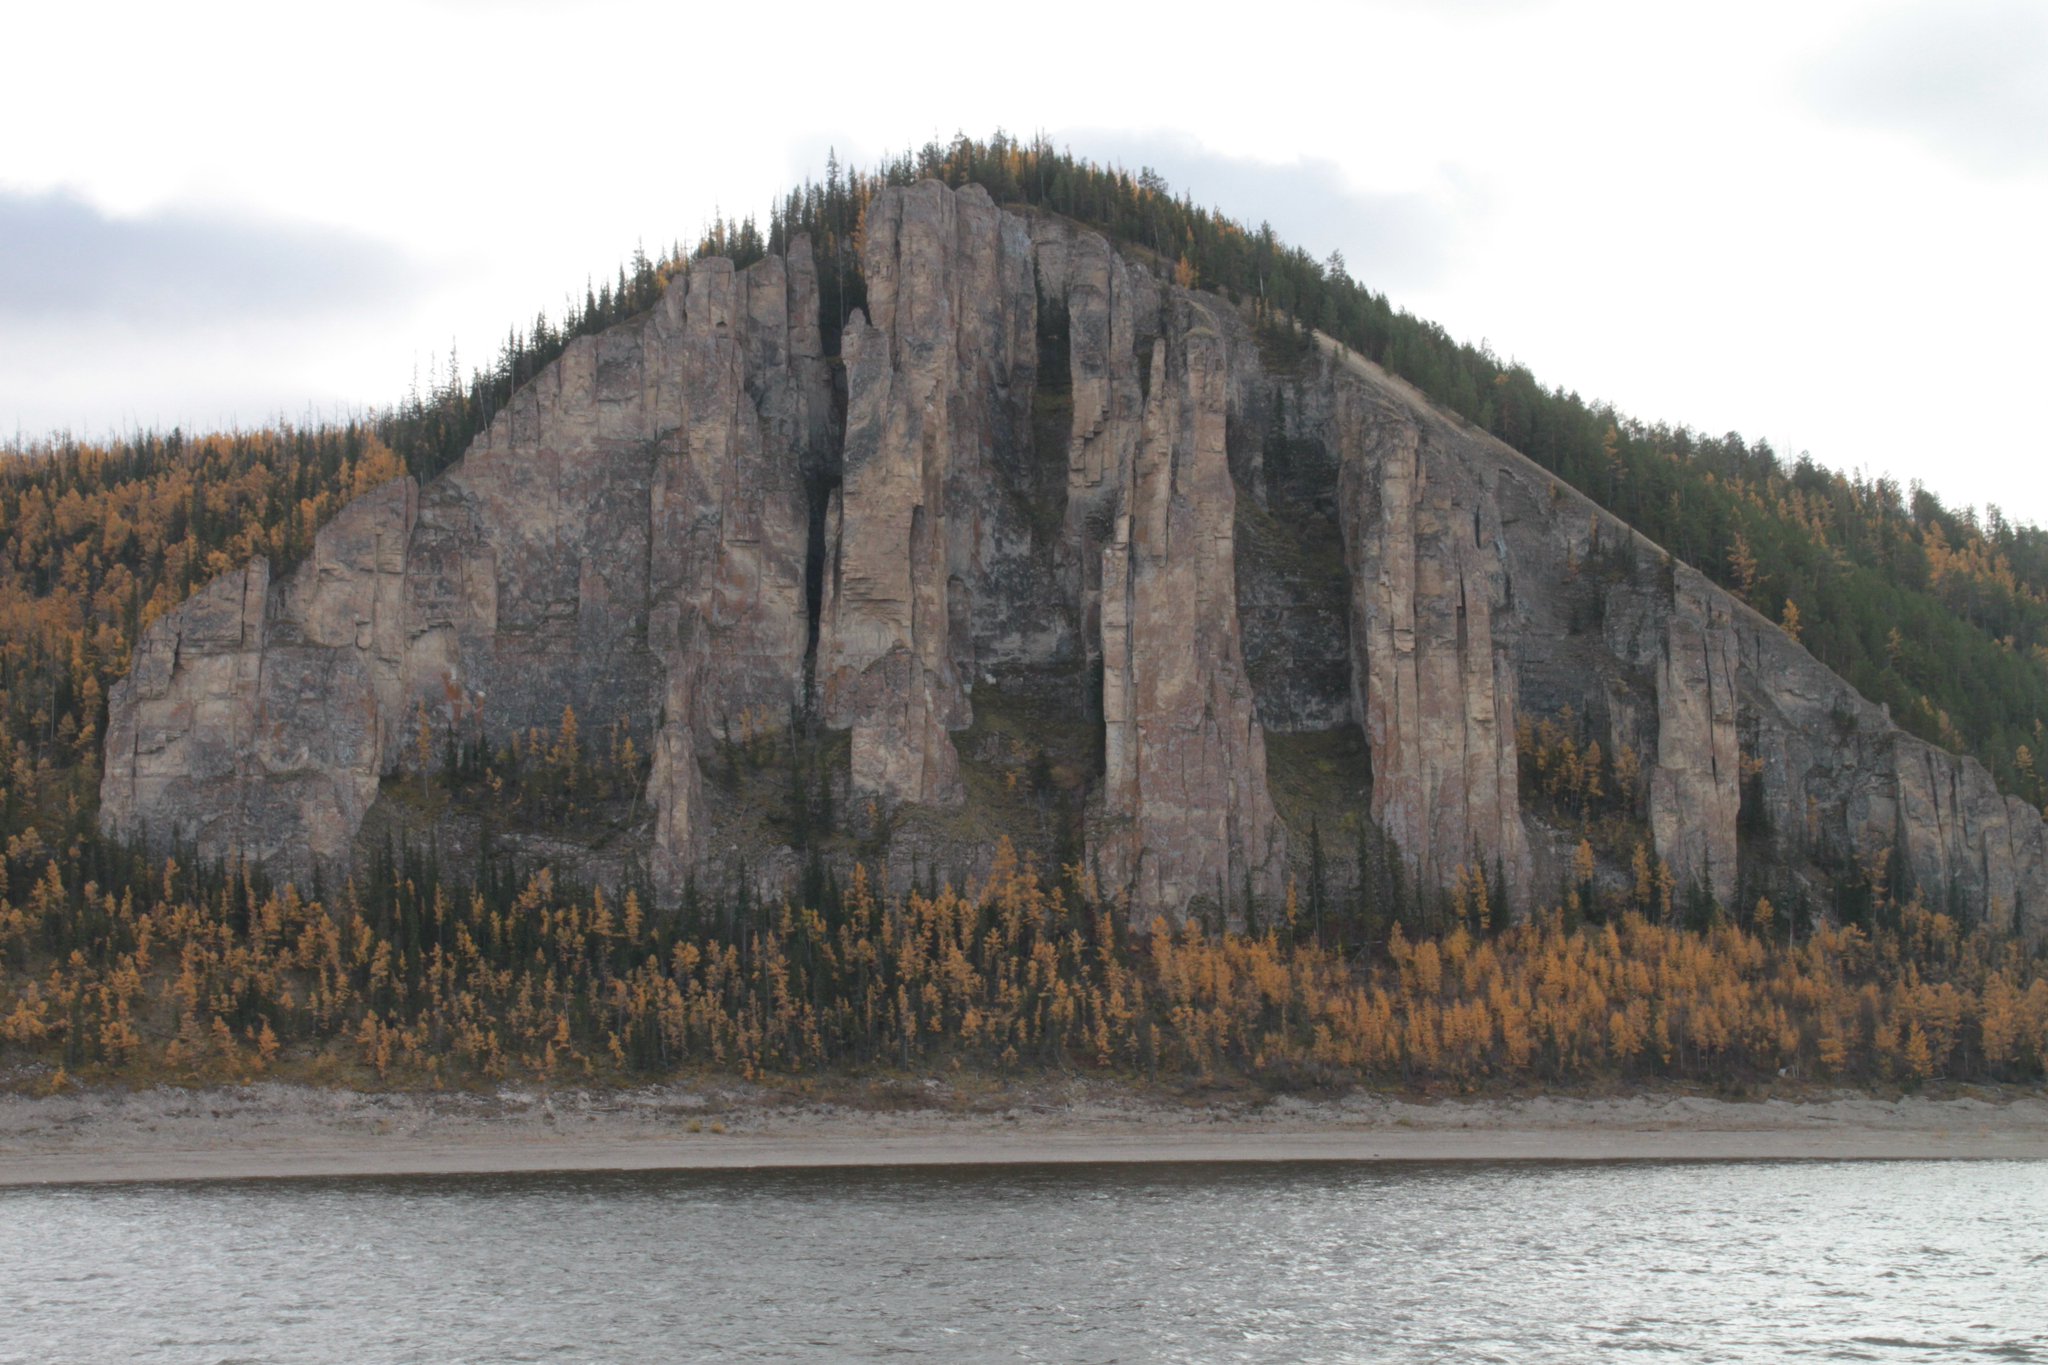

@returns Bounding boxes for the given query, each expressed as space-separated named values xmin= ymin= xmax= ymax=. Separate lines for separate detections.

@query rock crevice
xmin=103 ymin=242 xmax=832 ymax=899
xmin=101 ymin=180 xmax=2048 ymax=941
xmin=1092 ymin=303 xmax=1285 ymax=925
xmin=1334 ymin=384 xmax=1529 ymax=894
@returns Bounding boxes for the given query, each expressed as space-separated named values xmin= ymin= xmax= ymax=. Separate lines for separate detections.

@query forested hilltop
xmin=2 ymin=134 xmax=2045 ymax=1092
xmin=404 ymin=132 xmax=2048 ymax=807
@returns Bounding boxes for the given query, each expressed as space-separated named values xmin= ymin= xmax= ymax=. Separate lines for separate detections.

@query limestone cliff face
xmin=1333 ymin=381 xmax=1529 ymax=893
xmin=103 ymin=244 xmax=832 ymax=896
xmin=816 ymin=182 xmax=1045 ymax=804
xmin=102 ymin=179 xmax=2048 ymax=939
xmin=101 ymin=483 xmax=415 ymax=868
xmin=1027 ymin=219 xmax=1160 ymax=675
xmin=814 ymin=185 xmax=1279 ymax=921
xmin=1646 ymin=570 xmax=1743 ymax=902
xmin=1093 ymin=302 xmax=1285 ymax=923
xmin=1730 ymin=604 xmax=2048 ymax=935
xmin=1302 ymin=341 xmax=2046 ymax=936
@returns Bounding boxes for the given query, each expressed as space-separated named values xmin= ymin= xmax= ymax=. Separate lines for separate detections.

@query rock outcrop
xmin=101 ymin=483 xmax=416 ymax=869
xmin=102 ymin=178 xmax=2048 ymax=940
xmin=1334 ymin=382 xmax=1530 ymax=894
xmin=818 ymin=182 xmax=1073 ymax=806
xmin=1303 ymin=337 xmax=2047 ymax=935
xmin=1647 ymin=569 xmax=1743 ymax=902
xmin=103 ymin=243 xmax=833 ymax=897
xmin=1093 ymin=302 xmax=1286 ymax=924
xmin=1730 ymin=599 xmax=2048 ymax=935
xmin=1028 ymin=219 xmax=1161 ymax=675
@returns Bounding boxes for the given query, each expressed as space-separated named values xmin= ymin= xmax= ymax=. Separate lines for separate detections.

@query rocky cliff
xmin=100 ymin=180 xmax=2048 ymax=939
xmin=104 ymin=244 xmax=828 ymax=895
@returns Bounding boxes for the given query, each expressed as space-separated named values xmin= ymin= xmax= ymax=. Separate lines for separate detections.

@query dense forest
xmin=4 ymin=832 xmax=2046 ymax=1089
xmin=2 ymin=133 xmax=2045 ymax=1091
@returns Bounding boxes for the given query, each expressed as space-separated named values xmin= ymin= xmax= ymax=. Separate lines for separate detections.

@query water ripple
xmin=0 ymin=1160 xmax=2042 ymax=1362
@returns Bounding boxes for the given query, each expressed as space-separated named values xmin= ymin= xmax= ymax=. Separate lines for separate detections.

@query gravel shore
xmin=3 ymin=1080 xmax=2044 ymax=1185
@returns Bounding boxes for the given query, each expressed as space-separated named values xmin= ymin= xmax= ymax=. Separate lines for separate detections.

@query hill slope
xmin=2 ymin=142 xmax=2046 ymax=1093
xmin=88 ymin=167 xmax=2048 ymax=941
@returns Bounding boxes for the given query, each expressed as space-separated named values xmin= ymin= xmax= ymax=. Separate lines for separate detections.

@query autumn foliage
xmin=0 ymin=426 xmax=406 ymax=852
xmin=2 ymin=836 xmax=2043 ymax=1092
xmin=4 ymin=141 xmax=2047 ymax=1096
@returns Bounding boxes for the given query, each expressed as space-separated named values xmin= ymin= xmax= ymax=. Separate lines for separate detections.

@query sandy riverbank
xmin=3 ymin=1080 xmax=2045 ymax=1185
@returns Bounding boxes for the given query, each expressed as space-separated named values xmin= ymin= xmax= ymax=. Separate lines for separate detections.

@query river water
xmin=1 ymin=1159 xmax=2042 ymax=1362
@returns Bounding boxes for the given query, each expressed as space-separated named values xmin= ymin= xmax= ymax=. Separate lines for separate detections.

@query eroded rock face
xmin=1093 ymin=304 xmax=1286 ymax=926
xmin=1731 ymin=606 xmax=2048 ymax=936
xmin=643 ymin=252 xmax=829 ymax=884
xmin=1647 ymin=569 xmax=1743 ymax=902
xmin=102 ymin=482 xmax=417 ymax=868
xmin=1308 ymin=340 xmax=2046 ymax=938
xmin=1333 ymin=381 xmax=1530 ymax=894
xmin=1029 ymin=219 xmax=1161 ymax=672
xmin=102 ymin=178 xmax=2048 ymax=940
xmin=102 ymin=244 xmax=832 ymax=897
xmin=817 ymin=182 xmax=1056 ymax=804
xmin=816 ymin=302 xmax=970 ymax=804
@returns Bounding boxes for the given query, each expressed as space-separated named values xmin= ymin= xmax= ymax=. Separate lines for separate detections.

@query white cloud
xmin=0 ymin=190 xmax=419 ymax=322
xmin=2 ymin=0 xmax=2043 ymax=521
xmin=1041 ymin=130 xmax=1473 ymax=295
xmin=1805 ymin=0 xmax=2048 ymax=177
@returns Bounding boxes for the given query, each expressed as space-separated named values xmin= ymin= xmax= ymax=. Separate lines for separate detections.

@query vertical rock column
xmin=819 ymin=182 xmax=1035 ymax=804
xmin=1337 ymin=391 xmax=1529 ymax=892
xmin=1093 ymin=302 xmax=1285 ymax=926
xmin=819 ymin=307 xmax=968 ymax=802
xmin=1030 ymin=222 xmax=1160 ymax=669
xmin=645 ymin=249 xmax=826 ymax=890
xmin=653 ymin=252 xmax=817 ymax=725
xmin=1649 ymin=568 xmax=1742 ymax=902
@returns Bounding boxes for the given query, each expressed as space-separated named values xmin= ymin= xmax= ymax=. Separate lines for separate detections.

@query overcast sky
xmin=4 ymin=0 xmax=2043 ymax=521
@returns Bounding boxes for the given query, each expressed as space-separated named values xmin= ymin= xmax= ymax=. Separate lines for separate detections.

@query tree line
xmin=1 ymin=134 xmax=2044 ymax=1094
xmin=2 ymin=834 xmax=2042 ymax=1091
